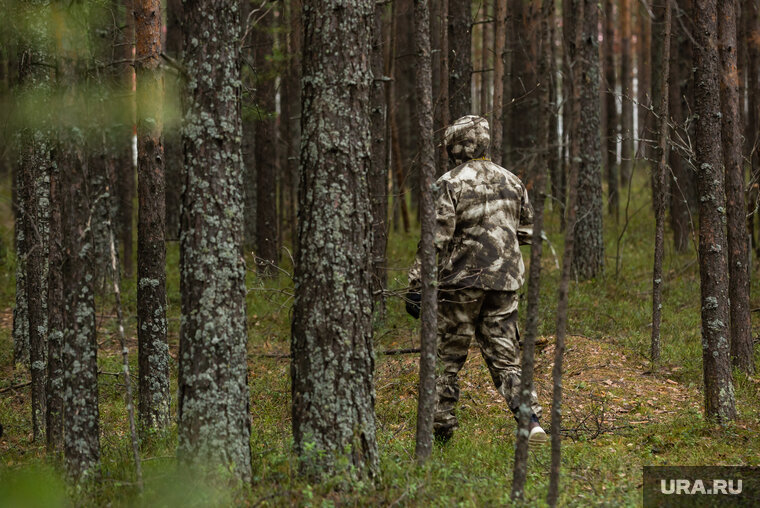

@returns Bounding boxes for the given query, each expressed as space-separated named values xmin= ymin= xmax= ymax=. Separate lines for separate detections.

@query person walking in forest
xmin=407 ymin=115 xmax=546 ymax=445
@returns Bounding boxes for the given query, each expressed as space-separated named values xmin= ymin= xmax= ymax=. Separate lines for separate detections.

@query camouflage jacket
xmin=409 ymin=159 xmax=533 ymax=291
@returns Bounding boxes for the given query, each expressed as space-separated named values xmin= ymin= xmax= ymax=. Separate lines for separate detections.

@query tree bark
xmin=651 ymin=0 xmax=672 ymax=365
xmin=435 ymin=0 xmax=450 ymax=176
xmin=370 ymin=2 xmax=389 ymax=319
xmin=511 ymin=0 xmax=552 ymax=497
xmin=119 ymin=0 xmax=135 ymax=278
xmin=177 ymin=0 xmax=252 ymax=480
xmin=13 ymin=157 xmax=29 ymax=366
xmin=548 ymin=0 xmax=583 ymax=504
xmin=694 ymin=0 xmax=737 ymax=423
xmin=164 ymin=0 xmax=183 ymax=241
xmin=604 ymin=0 xmax=619 ymax=219
xmin=255 ymin=3 xmax=279 ymax=275
xmin=448 ymin=0 xmax=472 ymax=120
xmin=46 ymin=149 xmax=64 ymax=454
xmin=509 ymin=0 xmax=539 ymax=191
xmin=571 ymin=0 xmax=604 ymax=280
xmin=491 ymin=0 xmax=506 ymax=165
xmin=292 ymin=0 xmax=379 ymax=479
xmin=744 ymin=0 xmax=760 ymax=258
xmin=669 ymin=0 xmax=696 ymax=252
xmin=638 ymin=3 xmax=652 ymax=162
xmin=720 ymin=0 xmax=754 ymax=374
xmin=135 ymin=0 xmax=170 ymax=433
xmin=620 ymin=0 xmax=634 ymax=186
xmin=413 ymin=0 xmax=437 ymax=464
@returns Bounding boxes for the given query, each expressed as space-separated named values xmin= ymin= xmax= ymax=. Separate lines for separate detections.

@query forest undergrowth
xmin=0 ymin=171 xmax=759 ymax=506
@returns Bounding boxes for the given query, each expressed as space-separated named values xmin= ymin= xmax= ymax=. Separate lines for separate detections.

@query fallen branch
xmin=0 ymin=381 xmax=31 ymax=393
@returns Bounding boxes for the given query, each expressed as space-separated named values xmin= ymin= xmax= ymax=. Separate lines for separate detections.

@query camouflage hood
xmin=444 ymin=115 xmax=491 ymax=165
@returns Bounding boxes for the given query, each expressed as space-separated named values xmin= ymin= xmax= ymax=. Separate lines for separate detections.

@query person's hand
xmin=405 ymin=289 xmax=421 ymax=319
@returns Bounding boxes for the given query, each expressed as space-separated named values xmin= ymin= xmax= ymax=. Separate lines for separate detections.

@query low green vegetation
xmin=0 ymin=173 xmax=758 ymax=506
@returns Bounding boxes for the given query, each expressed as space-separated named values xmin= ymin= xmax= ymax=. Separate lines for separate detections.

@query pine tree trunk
xmin=509 ymin=0 xmax=539 ymax=189
xmin=46 ymin=153 xmax=64 ymax=453
xmin=164 ymin=0 xmax=183 ymax=241
xmin=571 ymin=0 xmax=604 ymax=280
xmin=745 ymin=0 xmax=760 ymax=257
xmin=177 ymin=0 xmax=252 ymax=480
xmin=435 ymin=0 xmax=450 ymax=176
xmin=548 ymin=0 xmax=583 ymax=503
xmin=370 ymin=2 xmax=388 ymax=319
xmin=479 ymin=1 xmax=490 ymax=116
xmin=651 ymin=0 xmax=672 ymax=365
xmin=292 ymin=0 xmax=378 ymax=479
xmin=16 ymin=18 xmax=52 ymax=441
xmin=491 ymin=0 xmax=507 ymax=165
xmin=413 ymin=0 xmax=437 ymax=464
xmin=669 ymin=0 xmax=696 ymax=252
xmin=511 ymin=0 xmax=552 ymax=497
xmin=54 ymin=8 xmax=100 ymax=479
xmin=448 ymin=0 xmax=472 ymax=120
xmin=720 ymin=0 xmax=754 ymax=374
xmin=135 ymin=0 xmax=170 ymax=433
xmin=620 ymin=0 xmax=634 ymax=186
xmin=694 ymin=0 xmax=737 ymax=423
xmin=120 ymin=0 xmax=135 ymax=278
xmin=604 ymin=0 xmax=619 ymax=219
xmin=638 ymin=4 xmax=652 ymax=162
xmin=13 ymin=157 xmax=29 ymax=366
xmin=255 ymin=4 xmax=279 ymax=274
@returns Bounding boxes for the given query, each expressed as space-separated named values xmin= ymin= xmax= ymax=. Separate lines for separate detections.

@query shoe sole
xmin=529 ymin=430 xmax=548 ymax=446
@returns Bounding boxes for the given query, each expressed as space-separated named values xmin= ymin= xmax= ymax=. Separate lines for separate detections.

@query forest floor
xmin=1 ymin=172 xmax=760 ymax=506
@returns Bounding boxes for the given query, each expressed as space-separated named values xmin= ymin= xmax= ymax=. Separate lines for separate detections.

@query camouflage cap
xmin=444 ymin=115 xmax=490 ymax=164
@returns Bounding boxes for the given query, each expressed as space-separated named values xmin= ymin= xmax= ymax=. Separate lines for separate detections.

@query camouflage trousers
xmin=434 ymin=288 xmax=542 ymax=433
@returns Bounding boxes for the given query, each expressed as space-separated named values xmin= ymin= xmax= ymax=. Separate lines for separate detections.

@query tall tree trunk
xmin=745 ymin=0 xmax=760 ymax=257
xmin=164 ymin=0 xmax=183 ymax=241
xmin=292 ymin=0 xmax=378 ymax=479
xmin=651 ymin=0 xmax=672 ymax=365
xmin=511 ymin=0 xmax=552 ymax=497
xmin=55 ymin=4 xmax=100 ymax=479
xmin=509 ymin=0 xmax=539 ymax=190
xmin=387 ymin=2 xmax=411 ymax=233
xmin=370 ymin=2 xmax=389 ymax=319
xmin=491 ymin=0 xmax=507 ymax=165
xmin=177 ymin=0 xmax=252 ymax=480
xmin=19 ymin=136 xmax=50 ymax=443
xmin=282 ymin=0 xmax=302 ymax=249
xmin=255 ymin=3 xmax=279 ymax=275
xmin=572 ymin=0 xmax=604 ymax=280
xmin=620 ymin=0 xmax=634 ymax=186
xmin=135 ymin=0 xmax=170 ymax=433
xmin=669 ymin=0 xmax=696 ymax=252
xmin=549 ymin=0 xmax=583 ymax=502
xmin=120 ymin=0 xmax=135 ymax=278
xmin=604 ymin=0 xmax=619 ymax=219
xmin=694 ymin=0 xmax=737 ymax=423
xmin=479 ymin=1 xmax=490 ymax=116
xmin=13 ymin=157 xmax=29 ymax=366
xmin=435 ymin=0 xmax=450 ymax=176
xmin=16 ymin=13 xmax=52 ymax=440
xmin=448 ymin=0 xmax=472 ymax=120
xmin=638 ymin=4 xmax=652 ymax=162
xmin=413 ymin=0 xmax=437 ymax=464
xmin=46 ymin=149 xmax=64 ymax=454
xmin=720 ymin=0 xmax=754 ymax=374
